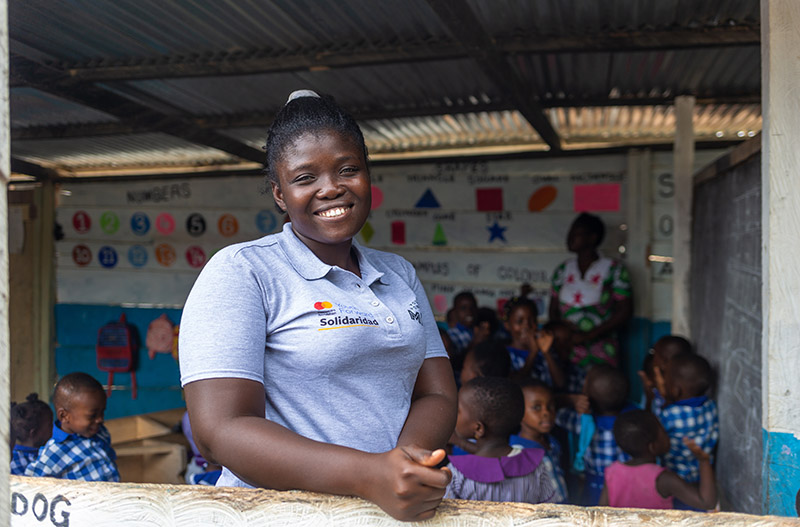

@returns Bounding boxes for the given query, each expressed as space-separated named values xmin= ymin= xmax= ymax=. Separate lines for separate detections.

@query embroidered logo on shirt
xmin=408 ymin=300 xmax=422 ymax=325
xmin=314 ymin=301 xmax=380 ymax=330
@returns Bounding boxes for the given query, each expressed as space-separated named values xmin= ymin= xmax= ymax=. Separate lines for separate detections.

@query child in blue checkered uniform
xmin=511 ymin=380 xmax=568 ymax=503
xmin=640 ymin=335 xmax=693 ymax=414
xmin=655 ymin=352 xmax=719 ymax=492
xmin=503 ymin=297 xmax=565 ymax=389
xmin=10 ymin=393 xmax=53 ymax=475
xmin=25 ymin=373 xmax=119 ymax=482
xmin=556 ymin=364 xmax=632 ymax=505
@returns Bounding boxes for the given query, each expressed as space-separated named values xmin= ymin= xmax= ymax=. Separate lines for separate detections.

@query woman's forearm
xmin=397 ymin=357 xmax=457 ymax=450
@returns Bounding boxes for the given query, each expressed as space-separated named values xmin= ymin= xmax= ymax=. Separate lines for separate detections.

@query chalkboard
xmin=691 ymin=149 xmax=761 ymax=514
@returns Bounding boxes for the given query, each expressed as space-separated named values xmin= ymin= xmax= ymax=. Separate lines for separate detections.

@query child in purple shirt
xmin=445 ymin=376 xmax=558 ymax=504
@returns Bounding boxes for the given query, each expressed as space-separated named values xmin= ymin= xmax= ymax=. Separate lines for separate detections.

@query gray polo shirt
xmin=179 ymin=222 xmax=447 ymax=487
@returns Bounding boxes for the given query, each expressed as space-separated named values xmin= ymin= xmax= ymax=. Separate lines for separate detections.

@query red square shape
xmin=476 ymin=188 xmax=503 ymax=212
xmin=391 ymin=221 xmax=406 ymax=245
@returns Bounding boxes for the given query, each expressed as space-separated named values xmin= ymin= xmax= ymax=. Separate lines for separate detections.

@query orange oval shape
xmin=528 ymin=185 xmax=558 ymax=212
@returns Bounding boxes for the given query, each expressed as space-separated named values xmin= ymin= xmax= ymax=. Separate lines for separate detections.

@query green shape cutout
xmin=361 ymin=221 xmax=375 ymax=244
xmin=432 ymin=223 xmax=447 ymax=246
xmin=100 ymin=211 xmax=120 ymax=234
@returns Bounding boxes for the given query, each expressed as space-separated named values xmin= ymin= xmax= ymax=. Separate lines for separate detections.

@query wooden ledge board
xmin=10 ymin=476 xmax=800 ymax=526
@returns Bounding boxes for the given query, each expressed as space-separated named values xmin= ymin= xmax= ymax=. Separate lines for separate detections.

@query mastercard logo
xmin=314 ymin=301 xmax=333 ymax=310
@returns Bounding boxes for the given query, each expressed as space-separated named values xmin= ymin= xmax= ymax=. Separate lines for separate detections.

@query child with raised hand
xmin=599 ymin=409 xmax=717 ymax=510
xmin=655 ymin=351 xmax=719 ymax=503
xmin=639 ymin=335 xmax=692 ymax=412
xmin=543 ymin=320 xmax=584 ymax=394
xmin=555 ymin=364 xmax=632 ymax=505
xmin=445 ymin=376 xmax=559 ymax=504
xmin=503 ymin=296 xmax=565 ymax=388
xmin=511 ymin=380 xmax=567 ymax=503
xmin=25 ymin=372 xmax=119 ymax=481
xmin=10 ymin=393 xmax=53 ymax=475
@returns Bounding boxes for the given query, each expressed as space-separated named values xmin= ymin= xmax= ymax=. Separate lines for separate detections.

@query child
xmin=599 ymin=409 xmax=717 ymax=510
xmin=555 ymin=364 xmax=632 ymax=505
xmin=10 ymin=393 xmax=53 ymax=475
xmin=447 ymin=291 xmax=478 ymax=359
xmin=542 ymin=320 xmax=583 ymax=393
xmin=445 ymin=376 xmax=559 ymax=504
xmin=656 ymin=352 xmax=719 ymax=490
xmin=459 ymin=339 xmax=511 ymax=387
xmin=503 ymin=297 xmax=565 ymax=388
xmin=25 ymin=372 xmax=119 ymax=482
xmin=511 ymin=380 xmax=567 ymax=503
xmin=640 ymin=335 xmax=692 ymax=412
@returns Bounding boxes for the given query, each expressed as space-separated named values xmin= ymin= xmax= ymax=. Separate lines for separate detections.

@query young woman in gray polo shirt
xmin=180 ymin=91 xmax=458 ymax=522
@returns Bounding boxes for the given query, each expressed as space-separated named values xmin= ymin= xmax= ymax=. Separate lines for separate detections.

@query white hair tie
xmin=286 ymin=90 xmax=320 ymax=104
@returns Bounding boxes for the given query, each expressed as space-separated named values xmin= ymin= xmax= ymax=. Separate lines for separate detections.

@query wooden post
xmin=672 ymin=96 xmax=695 ymax=337
xmin=761 ymin=0 xmax=800 ymax=516
xmin=0 ymin=2 xmax=11 ymax=525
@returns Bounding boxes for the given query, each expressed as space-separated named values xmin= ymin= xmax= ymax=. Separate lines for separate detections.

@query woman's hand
xmin=361 ymin=446 xmax=452 ymax=522
xmin=535 ymin=330 xmax=555 ymax=355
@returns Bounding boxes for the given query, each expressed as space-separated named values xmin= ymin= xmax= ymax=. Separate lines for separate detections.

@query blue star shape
xmin=487 ymin=221 xmax=507 ymax=242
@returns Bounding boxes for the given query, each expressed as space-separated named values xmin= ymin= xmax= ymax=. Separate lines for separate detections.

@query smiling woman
xmin=178 ymin=91 xmax=458 ymax=522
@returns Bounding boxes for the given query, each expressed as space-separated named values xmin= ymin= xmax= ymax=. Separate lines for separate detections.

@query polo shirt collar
xmin=278 ymin=222 xmax=386 ymax=285
xmin=667 ymin=395 xmax=708 ymax=408
xmin=52 ymin=421 xmax=74 ymax=443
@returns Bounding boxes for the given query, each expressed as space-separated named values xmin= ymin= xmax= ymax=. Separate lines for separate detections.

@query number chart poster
xmin=57 ymin=176 xmax=283 ymax=306
xmin=57 ymin=155 xmax=628 ymax=313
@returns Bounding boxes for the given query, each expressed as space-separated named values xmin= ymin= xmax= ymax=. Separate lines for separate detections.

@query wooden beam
xmin=10 ymin=57 xmax=265 ymax=164
xmin=672 ymin=95 xmax=695 ymax=337
xmin=26 ymin=26 xmax=760 ymax=83
xmin=10 ymin=157 xmax=60 ymax=180
xmin=424 ymin=0 xmax=562 ymax=151
xmin=11 ymin=94 xmax=761 ymax=141
xmin=9 ymin=476 xmax=800 ymax=526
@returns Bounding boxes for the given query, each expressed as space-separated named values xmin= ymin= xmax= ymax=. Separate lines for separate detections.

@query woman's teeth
xmin=318 ymin=207 xmax=348 ymax=218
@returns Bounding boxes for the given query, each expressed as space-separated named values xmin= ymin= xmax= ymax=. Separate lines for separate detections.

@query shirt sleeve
xmin=610 ymin=261 xmax=632 ymax=300
xmin=24 ymin=444 xmax=57 ymax=478
xmin=179 ymin=248 xmax=269 ymax=387
xmin=402 ymin=258 xmax=448 ymax=361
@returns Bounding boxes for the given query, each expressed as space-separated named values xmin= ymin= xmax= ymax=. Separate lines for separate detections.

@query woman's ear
xmin=271 ymin=181 xmax=287 ymax=214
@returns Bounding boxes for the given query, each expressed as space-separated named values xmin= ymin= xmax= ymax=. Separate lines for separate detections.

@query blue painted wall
xmin=55 ymin=304 xmax=185 ymax=419
xmin=621 ymin=316 xmax=671 ymax=405
xmin=763 ymin=429 xmax=800 ymax=516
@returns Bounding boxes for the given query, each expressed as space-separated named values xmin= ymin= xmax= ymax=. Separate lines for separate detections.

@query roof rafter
xmin=10 ymin=56 xmax=265 ymax=164
xmin=19 ymin=25 xmax=759 ymax=84
xmin=424 ymin=0 xmax=566 ymax=150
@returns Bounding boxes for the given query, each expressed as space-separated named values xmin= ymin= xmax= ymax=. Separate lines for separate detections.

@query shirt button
xmin=371 ymin=300 xmax=380 ymax=307
xmin=356 ymin=284 xmax=361 ymax=288
xmin=386 ymin=316 xmax=395 ymax=324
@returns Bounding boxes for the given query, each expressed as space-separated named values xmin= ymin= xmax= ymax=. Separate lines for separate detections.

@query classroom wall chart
xmin=56 ymin=156 xmax=631 ymax=315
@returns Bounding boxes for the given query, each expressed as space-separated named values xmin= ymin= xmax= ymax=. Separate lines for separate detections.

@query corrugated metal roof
xmin=7 ymin=0 xmax=762 ymax=176
xmin=12 ymin=133 xmax=240 ymax=172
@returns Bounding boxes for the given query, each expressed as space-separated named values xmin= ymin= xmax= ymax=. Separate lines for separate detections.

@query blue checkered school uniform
xmin=24 ymin=423 xmax=119 ymax=482
xmin=510 ymin=434 xmax=567 ymax=503
xmin=447 ymin=323 xmax=473 ymax=355
xmin=556 ymin=407 xmax=630 ymax=504
xmin=565 ymin=363 xmax=587 ymax=394
xmin=507 ymin=346 xmax=553 ymax=386
xmin=10 ymin=444 xmax=40 ymax=476
xmin=655 ymin=396 xmax=719 ymax=483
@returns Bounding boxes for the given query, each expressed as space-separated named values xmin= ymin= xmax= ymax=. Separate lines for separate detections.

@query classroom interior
xmin=4 ymin=0 xmax=799 ymax=523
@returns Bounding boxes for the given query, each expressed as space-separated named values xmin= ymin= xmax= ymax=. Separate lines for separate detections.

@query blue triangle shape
xmin=415 ymin=188 xmax=441 ymax=208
